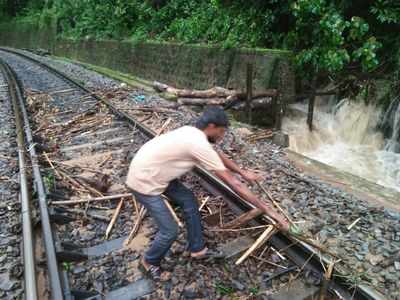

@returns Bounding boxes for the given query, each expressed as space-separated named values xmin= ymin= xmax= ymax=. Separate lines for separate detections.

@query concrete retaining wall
xmin=0 ymin=21 xmax=295 ymax=103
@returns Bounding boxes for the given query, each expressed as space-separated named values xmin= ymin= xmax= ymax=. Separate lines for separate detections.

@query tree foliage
xmin=2 ymin=0 xmax=400 ymax=82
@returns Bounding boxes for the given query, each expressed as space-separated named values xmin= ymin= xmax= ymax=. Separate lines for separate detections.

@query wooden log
xmin=222 ymin=208 xmax=263 ymax=229
xmin=153 ymin=81 xmax=235 ymax=98
xmin=105 ymin=199 xmax=124 ymax=239
xmin=226 ymin=90 xmax=278 ymax=102
xmin=153 ymin=81 xmax=278 ymax=100
xmin=177 ymin=97 xmax=229 ymax=106
xmin=50 ymin=193 xmax=132 ymax=205
xmin=235 ymin=225 xmax=276 ymax=265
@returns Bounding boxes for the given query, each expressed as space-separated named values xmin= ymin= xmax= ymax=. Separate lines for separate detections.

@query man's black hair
xmin=195 ymin=106 xmax=230 ymax=129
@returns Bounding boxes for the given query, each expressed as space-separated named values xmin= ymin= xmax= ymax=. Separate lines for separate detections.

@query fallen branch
xmin=105 ymin=199 xmax=124 ymax=239
xmin=235 ymin=225 xmax=276 ymax=265
xmin=49 ymin=193 xmax=132 ymax=205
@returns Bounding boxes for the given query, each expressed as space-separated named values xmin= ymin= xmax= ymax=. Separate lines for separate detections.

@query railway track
xmin=0 ymin=59 xmax=25 ymax=299
xmin=0 ymin=47 xmax=395 ymax=299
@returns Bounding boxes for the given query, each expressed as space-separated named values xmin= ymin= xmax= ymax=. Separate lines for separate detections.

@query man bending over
xmin=126 ymin=106 xmax=288 ymax=280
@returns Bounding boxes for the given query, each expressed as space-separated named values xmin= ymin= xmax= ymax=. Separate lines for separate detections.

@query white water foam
xmin=282 ymin=99 xmax=400 ymax=192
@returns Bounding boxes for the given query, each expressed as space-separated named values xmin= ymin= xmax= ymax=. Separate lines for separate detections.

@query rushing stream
xmin=282 ymin=97 xmax=400 ymax=192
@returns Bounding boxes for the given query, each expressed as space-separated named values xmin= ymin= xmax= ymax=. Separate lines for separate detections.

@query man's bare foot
xmin=141 ymin=258 xmax=151 ymax=270
xmin=190 ymin=247 xmax=208 ymax=258
xmin=190 ymin=248 xmax=224 ymax=261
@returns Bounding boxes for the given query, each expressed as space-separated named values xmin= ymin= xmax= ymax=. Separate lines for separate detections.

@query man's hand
xmin=214 ymin=169 xmax=290 ymax=232
xmin=260 ymin=203 xmax=290 ymax=232
xmin=240 ymin=169 xmax=264 ymax=183
xmin=274 ymin=214 xmax=290 ymax=232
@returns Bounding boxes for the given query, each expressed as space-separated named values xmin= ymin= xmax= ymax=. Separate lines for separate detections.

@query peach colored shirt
xmin=126 ymin=126 xmax=226 ymax=195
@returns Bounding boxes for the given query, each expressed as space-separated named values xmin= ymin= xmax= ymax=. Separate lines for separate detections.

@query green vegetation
xmin=56 ymin=56 xmax=155 ymax=91
xmin=214 ymin=282 xmax=235 ymax=296
xmin=1 ymin=0 xmax=400 ymax=88
xmin=43 ymin=171 xmax=55 ymax=193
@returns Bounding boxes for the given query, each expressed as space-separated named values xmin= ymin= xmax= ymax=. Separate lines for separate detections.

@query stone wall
xmin=0 ymin=22 xmax=295 ymax=103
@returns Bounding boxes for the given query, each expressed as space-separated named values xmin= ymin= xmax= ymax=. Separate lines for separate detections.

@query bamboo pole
xmin=198 ymin=196 xmax=210 ymax=211
xmin=105 ymin=199 xmax=124 ymax=239
xmin=49 ymin=193 xmax=132 ymax=205
xmin=235 ymin=225 xmax=276 ymax=265
xmin=162 ymin=196 xmax=183 ymax=227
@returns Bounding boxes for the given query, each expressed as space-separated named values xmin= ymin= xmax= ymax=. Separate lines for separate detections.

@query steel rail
xmin=0 ymin=47 xmax=388 ymax=300
xmin=0 ymin=59 xmax=38 ymax=300
xmin=0 ymin=54 xmax=65 ymax=299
